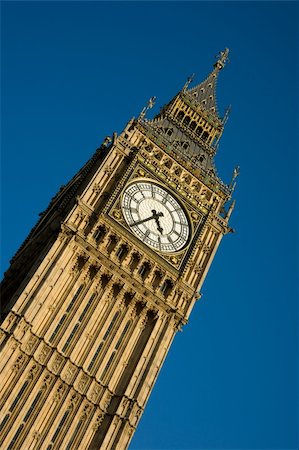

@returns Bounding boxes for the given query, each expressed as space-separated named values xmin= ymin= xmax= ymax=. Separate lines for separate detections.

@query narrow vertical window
xmin=115 ymin=321 xmax=131 ymax=350
xmin=66 ymin=285 xmax=84 ymax=312
xmin=8 ymin=424 xmax=24 ymax=449
xmin=9 ymin=380 xmax=29 ymax=412
xmin=66 ymin=421 xmax=83 ymax=450
xmin=50 ymin=410 xmax=69 ymax=444
xmin=78 ymin=293 xmax=96 ymax=322
xmin=100 ymin=352 xmax=116 ymax=380
xmin=49 ymin=314 xmax=67 ymax=343
xmin=23 ymin=391 xmax=43 ymax=422
xmin=62 ymin=324 xmax=79 ymax=353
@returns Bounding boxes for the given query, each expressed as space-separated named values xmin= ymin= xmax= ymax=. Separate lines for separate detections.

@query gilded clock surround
xmin=0 ymin=49 xmax=236 ymax=450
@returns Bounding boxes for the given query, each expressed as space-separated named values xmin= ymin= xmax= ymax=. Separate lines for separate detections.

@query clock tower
xmin=0 ymin=49 xmax=237 ymax=450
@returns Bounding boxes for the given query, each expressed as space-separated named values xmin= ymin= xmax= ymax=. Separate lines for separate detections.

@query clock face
xmin=121 ymin=181 xmax=190 ymax=253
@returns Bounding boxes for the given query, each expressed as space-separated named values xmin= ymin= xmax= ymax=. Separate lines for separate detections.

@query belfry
xmin=0 ymin=49 xmax=236 ymax=450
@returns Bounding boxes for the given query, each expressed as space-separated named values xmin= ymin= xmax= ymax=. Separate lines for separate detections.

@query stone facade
xmin=0 ymin=49 xmax=236 ymax=449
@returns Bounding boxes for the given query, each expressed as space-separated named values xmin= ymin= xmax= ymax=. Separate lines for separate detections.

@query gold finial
xmin=139 ymin=96 xmax=157 ymax=120
xmin=229 ymin=165 xmax=240 ymax=190
xmin=182 ymin=73 xmax=195 ymax=92
xmin=214 ymin=48 xmax=230 ymax=70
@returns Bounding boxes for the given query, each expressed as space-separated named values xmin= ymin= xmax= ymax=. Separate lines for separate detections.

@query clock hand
xmin=154 ymin=216 xmax=163 ymax=234
xmin=129 ymin=210 xmax=163 ymax=227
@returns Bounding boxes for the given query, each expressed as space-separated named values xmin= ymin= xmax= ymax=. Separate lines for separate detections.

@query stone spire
xmin=184 ymin=48 xmax=229 ymax=120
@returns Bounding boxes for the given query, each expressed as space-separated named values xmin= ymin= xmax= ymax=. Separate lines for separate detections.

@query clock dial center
xmin=121 ymin=181 xmax=190 ymax=253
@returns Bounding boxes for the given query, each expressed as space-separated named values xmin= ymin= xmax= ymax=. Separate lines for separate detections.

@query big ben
xmin=0 ymin=49 xmax=237 ymax=450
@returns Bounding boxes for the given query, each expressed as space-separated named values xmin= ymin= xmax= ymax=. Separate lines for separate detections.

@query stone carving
xmin=92 ymin=412 xmax=104 ymax=430
xmin=27 ymin=363 xmax=40 ymax=380
xmin=67 ymin=392 xmax=80 ymax=410
xmin=15 ymin=319 xmax=30 ymax=340
xmin=88 ymin=383 xmax=102 ymax=404
xmin=2 ymin=311 xmax=18 ymax=331
xmin=62 ymin=363 xmax=77 ymax=384
xmin=80 ymin=402 xmax=93 ymax=420
xmin=77 ymin=373 xmax=90 ymax=394
xmin=53 ymin=383 xmax=66 ymax=403
xmin=23 ymin=334 xmax=39 ymax=355
xmin=32 ymin=431 xmax=41 ymax=441
xmin=101 ymin=391 xmax=113 ymax=411
xmin=92 ymin=182 xmax=101 ymax=193
xmin=12 ymin=353 xmax=27 ymax=372
xmin=36 ymin=344 xmax=52 ymax=365
xmin=49 ymin=353 xmax=65 ymax=374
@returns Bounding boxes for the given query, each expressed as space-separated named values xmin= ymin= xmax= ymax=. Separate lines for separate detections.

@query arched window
xmin=138 ymin=262 xmax=151 ymax=280
xmin=196 ymin=126 xmax=203 ymax=136
xmin=93 ymin=225 xmax=106 ymax=244
xmin=116 ymin=244 xmax=129 ymax=262
xmin=106 ymin=235 xmax=118 ymax=254
xmin=183 ymin=116 xmax=191 ymax=126
xmin=100 ymin=273 xmax=110 ymax=289
xmin=202 ymin=131 xmax=209 ymax=141
xmin=161 ymin=279 xmax=173 ymax=298
xmin=129 ymin=253 xmax=141 ymax=272
xmin=152 ymin=271 xmax=163 ymax=290
xmin=190 ymin=121 xmax=196 ymax=131
xmin=177 ymin=111 xmax=184 ymax=121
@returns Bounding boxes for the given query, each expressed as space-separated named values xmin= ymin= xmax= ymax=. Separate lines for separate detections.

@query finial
xmin=225 ymin=199 xmax=236 ymax=220
xmin=229 ymin=165 xmax=240 ymax=190
xmin=139 ymin=96 xmax=157 ymax=120
xmin=223 ymin=104 xmax=231 ymax=125
xmin=214 ymin=48 xmax=230 ymax=70
xmin=182 ymin=73 xmax=195 ymax=92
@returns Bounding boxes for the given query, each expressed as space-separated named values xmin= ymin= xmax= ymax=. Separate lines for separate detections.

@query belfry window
xmin=183 ymin=116 xmax=190 ymax=126
xmin=196 ymin=126 xmax=203 ymax=136
xmin=202 ymin=131 xmax=209 ymax=141
xmin=177 ymin=111 xmax=184 ymax=121
xmin=190 ymin=121 xmax=196 ymax=131
xmin=78 ymin=293 xmax=96 ymax=322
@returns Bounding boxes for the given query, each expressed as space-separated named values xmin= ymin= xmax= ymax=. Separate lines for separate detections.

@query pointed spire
xmin=185 ymin=48 xmax=229 ymax=118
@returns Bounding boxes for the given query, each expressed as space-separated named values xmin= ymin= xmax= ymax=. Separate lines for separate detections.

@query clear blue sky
xmin=1 ymin=2 xmax=298 ymax=449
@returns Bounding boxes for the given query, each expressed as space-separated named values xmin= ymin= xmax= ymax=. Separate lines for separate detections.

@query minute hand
xmin=130 ymin=210 xmax=163 ymax=227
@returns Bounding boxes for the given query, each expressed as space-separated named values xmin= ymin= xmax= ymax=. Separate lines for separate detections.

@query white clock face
xmin=121 ymin=181 xmax=190 ymax=253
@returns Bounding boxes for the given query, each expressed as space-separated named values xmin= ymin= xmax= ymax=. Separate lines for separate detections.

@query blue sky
xmin=1 ymin=2 xmax=298 ymax=449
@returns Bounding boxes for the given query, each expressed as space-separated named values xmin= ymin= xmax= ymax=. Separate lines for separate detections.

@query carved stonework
xmin=92 ymin=412 xmax=105 ymax=430
xmin=2 ymin=311 xmax=19 ymax=332
xmin=27 ymin=363 xmax=40 ymax=380
xmin=35 ymin=343 xmax=52 ymax=365
xmin=12 ymin=353 xmax=28 ymax=373
xmin=76 ymin=373 xmax=90 ymax=394
xmin=49 ymin=353 xmax=65 ymax=374
xmin=80 ymin=402 xmax=93 ymax=420
xmin=22 ymin=334 xmax=39 ymax=355
xmin=61 ymin=362 xmax=77 ymax=384
xmin=101 ymin=391 xmax=113 ymax=411
xmin=88 ymin=382 xmax=103 ymax=404
xmin=53 ymin=383 xmax=66 ymax=403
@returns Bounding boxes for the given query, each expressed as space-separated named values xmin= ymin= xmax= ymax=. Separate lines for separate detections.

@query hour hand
xmin=152 ymin=210 xmax=164 ymax=235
